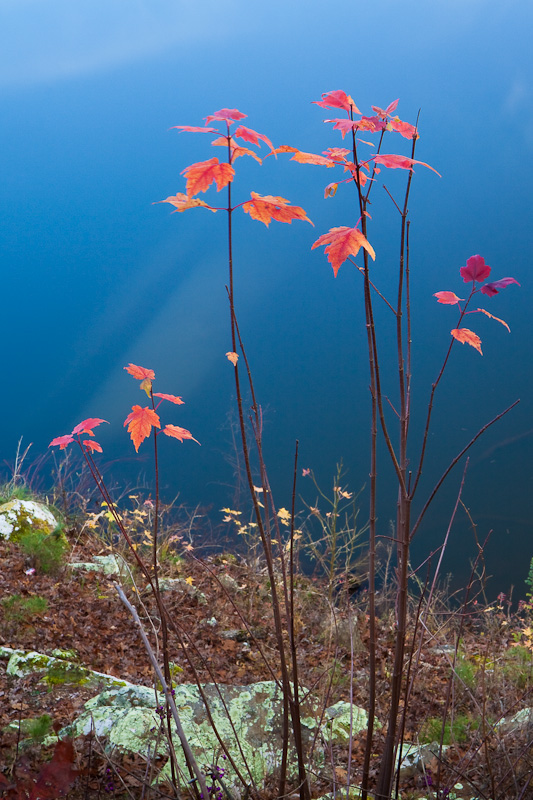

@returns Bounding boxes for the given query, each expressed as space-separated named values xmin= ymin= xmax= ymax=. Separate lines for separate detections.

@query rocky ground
xmin=0 ymin=504 xmax=532 ymax=799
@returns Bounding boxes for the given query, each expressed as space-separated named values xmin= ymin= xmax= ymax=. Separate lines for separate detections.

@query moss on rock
xmin=0 ymin=499 xmax=58 ymax=542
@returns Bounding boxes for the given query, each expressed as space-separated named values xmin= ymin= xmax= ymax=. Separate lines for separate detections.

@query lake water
xmin=1 ymin=1 xmax=532 ymax=599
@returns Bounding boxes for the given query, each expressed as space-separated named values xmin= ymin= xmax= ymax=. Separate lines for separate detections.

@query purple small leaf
xmin=480 ymin=277 xmax=521 ymax=297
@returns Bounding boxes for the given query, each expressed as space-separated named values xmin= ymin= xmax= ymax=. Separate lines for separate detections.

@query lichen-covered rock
xmin=1 ymin=647 xmax=130 ymax=690
xmin=69 ymin=553 xmax=129 ymax=577
xmin=304 ymin=699 xmax=373 ymax=744
xmin=59 ymin=680 xmax=371 ymax=791
xmin=153 ymin=576 xmax=207 ymax=604
xmin=2 ymin=647 xmax=372 ymax=794
xmin=496 ymin=706 xmax=533 ymax=733
xmin=397 ymin=741 xmax=447 ymax=779
xmin=0 ymin=499 xmax=58 ymax=541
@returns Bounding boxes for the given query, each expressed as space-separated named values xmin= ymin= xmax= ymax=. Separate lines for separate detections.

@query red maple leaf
xmin=313 ymin=90 xmax=360 ymax=113
xmin=72 ymin=418 xmax=107 ymax=436
xmin=170 ymin=125 xmax=218 ymax=134
xmin=83 ymin=440 xmax=103 ymax=453
xmin=460 ymin=255 xmax=491 ymax=283
xmin=372 ymin=154 xmax=440 ymax=175
xmin=372 ymin=99 xmax=399 ymax=118
xmin=153 ymin=393 xmax=185 ymax=405
xmin=124 ymin=363 xmax=155 ymax=396
xmin=389 ymin=117 xmax=419 ymax=139
xmin=325 ymin=116 xmax=388 ymax=137
xmin=204 ymin=108 xmax=247 ymax=124
xmin=451 ymin=328 xmax=483 ymax=355
xmin=211 ymin=136 xmax=262 ymax=164
xmin=358 ymin=116 xmax=388 ymax=132
xmin=124 ymin=364 xmax=155 ymax=381
xmin=322 ymin=147 xmax=351 ymax=160
xmin=433 ymin=291 xmax=463 ymax=305
xmin=49 ymin=435 xmax=75 ymax=450
xmin=163 ymin=424 xmax=200 ymax=444
xmin=234 ymin=125 xmax=275 ymax=152
xmin=312 ymin=225 xmax=376 ymax=276
xmin=342 ymin=160 xmax=369 ymax=187
xmin=181 ymin=158 xmax=235 ymax=196
xmin=242 ymin=192 xmax=313 ymax=227
xmin=124 ymin=406 xmax=161 ymax=452
xmin=324 ymin=118 xmax=362 ymax=138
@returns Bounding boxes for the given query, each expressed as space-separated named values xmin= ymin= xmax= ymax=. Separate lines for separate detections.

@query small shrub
xmin=0 ymin=483 xmax=34 ymax=504
xmin=420 ymin=713 xmax=479 ymax=745
xmin=1 ymin=594 xmax=48 ymax=623
xmin=26 ymin=713 xmax=53 ymax=741
xmin=502 ymin=644 xmax=533 ymax=689
xmin=525 ymin=557 xmax=533 ymax=597
xmin=454 ymin=656 xmax=477 ymax=691
xmin=18 ymin=526 xmax=68 ymax=574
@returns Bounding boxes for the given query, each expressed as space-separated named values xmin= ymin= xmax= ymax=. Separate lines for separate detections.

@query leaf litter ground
xmin=1 ymin=527 xmax=532 ymax=799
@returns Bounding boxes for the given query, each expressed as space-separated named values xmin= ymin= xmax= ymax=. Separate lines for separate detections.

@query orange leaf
xmin=289 ymin=150 xmax=335 ymax=167
xmin=124 ymin=406 xmax=161 ymax=452
xmin=124 ymin=364 xmax=155 ymax=381
xmin=181 ymin=158 xmax=235 ymax=196
xmin=451 ymin=328 xmax=483 ymax=355
xmin=312 ymin=225 xmax=376 ymax=276
xmin=125 ymin=364 xmax=155 ymax=397
xmin=242 ymin=192 xmax=313 ymax=227
xmin=163 ymin=424 xmax=200 ymax=445
xmin=226 ymin=351 xmax=239 ymax=365
xmin=324 ymin=182 xmax=338 ymax=198
xmin=153 ymin=392 xmax=185 ymax=404
xmin=270 ymin=145 xmax=299 ymax=156
xmin=156 ymin=193 xmax=216 ymax=212
xmin=472 ymin=308 xmax=510 ymax=332
xmin=433 ymin=291 xmax=463 ymax=305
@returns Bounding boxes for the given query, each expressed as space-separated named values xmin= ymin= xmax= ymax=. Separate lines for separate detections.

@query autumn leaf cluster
xmin=433 ymin=255 xmax=520 ymax=354
xmin=50 ymin=364 xmax=199 ymax=455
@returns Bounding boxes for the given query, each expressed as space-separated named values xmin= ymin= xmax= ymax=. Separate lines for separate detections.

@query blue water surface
xmin=1 ymin=0 xmax=532 ymax=596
